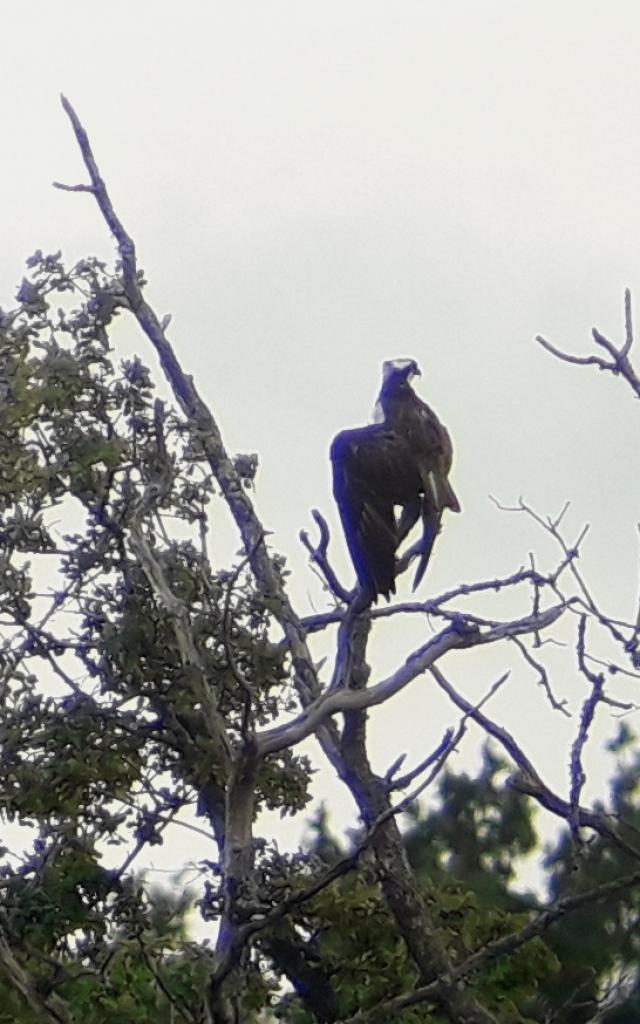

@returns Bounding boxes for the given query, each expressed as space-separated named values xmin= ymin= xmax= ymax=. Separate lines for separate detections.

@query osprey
xmin=331 ymin=358 xmax=460 ymax=600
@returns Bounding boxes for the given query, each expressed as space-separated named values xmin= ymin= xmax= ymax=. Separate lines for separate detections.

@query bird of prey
xmin=331 ymin=358 xmax=460 ymax=600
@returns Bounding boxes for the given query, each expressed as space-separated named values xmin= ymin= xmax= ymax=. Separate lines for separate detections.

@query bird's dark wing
xmin=331 ymin=425 xmax=414 ymax=600
xmin=405 ymin=396 xmax=461 ymax=514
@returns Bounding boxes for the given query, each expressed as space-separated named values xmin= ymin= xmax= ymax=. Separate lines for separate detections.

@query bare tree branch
xmin=569 ymin=615 xmax=604 ymax=834
xmin=536 ymin=289 xmax=640 ymax=400
xmin=299 ymin=559 xmax=568 ymax=636
xmin=300 ymin=509 xmax=352 ymax=603
xmin=510 ymin=634 xmax=570 ymax=714
xmin=432 ymin=666 xmax=640 ymax=860
xmin=259 ymin=603 xmax=565 ymax=756
xmin=493 ymin=496 xmax=636 ymax=651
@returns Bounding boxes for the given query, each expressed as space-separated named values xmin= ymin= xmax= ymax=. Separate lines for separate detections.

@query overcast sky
xmin=3 ymin=2 xmax=640 ymax=894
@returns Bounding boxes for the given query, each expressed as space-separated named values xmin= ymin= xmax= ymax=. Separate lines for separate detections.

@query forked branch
xmin=536 ymin=288 xmax=640 ymax=399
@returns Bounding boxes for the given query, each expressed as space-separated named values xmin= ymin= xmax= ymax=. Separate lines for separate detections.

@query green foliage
xmin=279 ymin=742 xmax=640 ymax=1023
xmin=0 ymin=251 xmax=313 ymax=1020
xmin=536 ymin=724 xmax=640 ymax=1023
xmin=278 ymin=759 xmax=558 ymax=1024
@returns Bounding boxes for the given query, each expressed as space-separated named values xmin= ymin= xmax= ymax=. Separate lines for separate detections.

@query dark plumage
xmin=378 ymin=358 xmax=460 ymax=588
xmin=331 ymin=425 xmax=421 ymax=599
xmin=331 ymin=358 xmax=460 ymax=600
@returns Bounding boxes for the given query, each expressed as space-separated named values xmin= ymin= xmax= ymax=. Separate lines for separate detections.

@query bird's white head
xmin=373 ymin=358 xmax=421 ymax=421
xmin=381 ymin=358 xmax=421 ymax=383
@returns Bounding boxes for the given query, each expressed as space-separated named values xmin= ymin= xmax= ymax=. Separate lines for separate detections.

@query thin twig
xmin=536 ymin=289 xmax=640 ymax=400
xmin=510 ymin=634 xmax=570 ymax=715
xmin=300 ymin=509 xmax=352 ymax=604
xmin=569 ymin=616 xmax=604 ymax=836
xmin=387 ymin=728 xmax=454 ymax=790
xmin=432 ymin=666 xmax=640 ymax=860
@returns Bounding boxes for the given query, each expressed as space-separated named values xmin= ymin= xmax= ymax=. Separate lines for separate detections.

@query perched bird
xmin=376 ymin=358 xmax=460 ymax=588
xmin=331 ymin=358 xmax=459 ymax=600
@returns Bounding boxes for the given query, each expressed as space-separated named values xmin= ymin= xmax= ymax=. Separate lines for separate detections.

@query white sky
xmin=3 ymin=1 xmax=640 ymax=902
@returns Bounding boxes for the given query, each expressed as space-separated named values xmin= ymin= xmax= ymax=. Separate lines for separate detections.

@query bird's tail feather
xmin=412 ymin=510 xmax=441 ymax=591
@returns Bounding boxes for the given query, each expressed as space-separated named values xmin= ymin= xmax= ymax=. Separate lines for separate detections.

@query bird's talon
xmin=450 ymin=614 xmax=476 ymax=636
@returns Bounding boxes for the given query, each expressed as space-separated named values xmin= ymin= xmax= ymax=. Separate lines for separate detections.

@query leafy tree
xmin=290 ymin=733 xmax=640 ymax=1024
xmin=0 ymin=95 xmax=638 ymax=1023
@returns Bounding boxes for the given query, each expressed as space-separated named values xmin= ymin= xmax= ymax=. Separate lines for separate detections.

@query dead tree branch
xmin=432 ymin=666 xmax=640 ymax=860
xmin=536 ymin=289 xmax=640 ymax=400
xmin=300 ymin=509 xmax=352 ymax=604
xmin=259 ymin=602 xmax=565 ymax=756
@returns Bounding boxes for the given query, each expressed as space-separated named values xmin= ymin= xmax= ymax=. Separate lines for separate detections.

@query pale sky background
xmin=3 ymin=1 xmax=640 ymax=907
